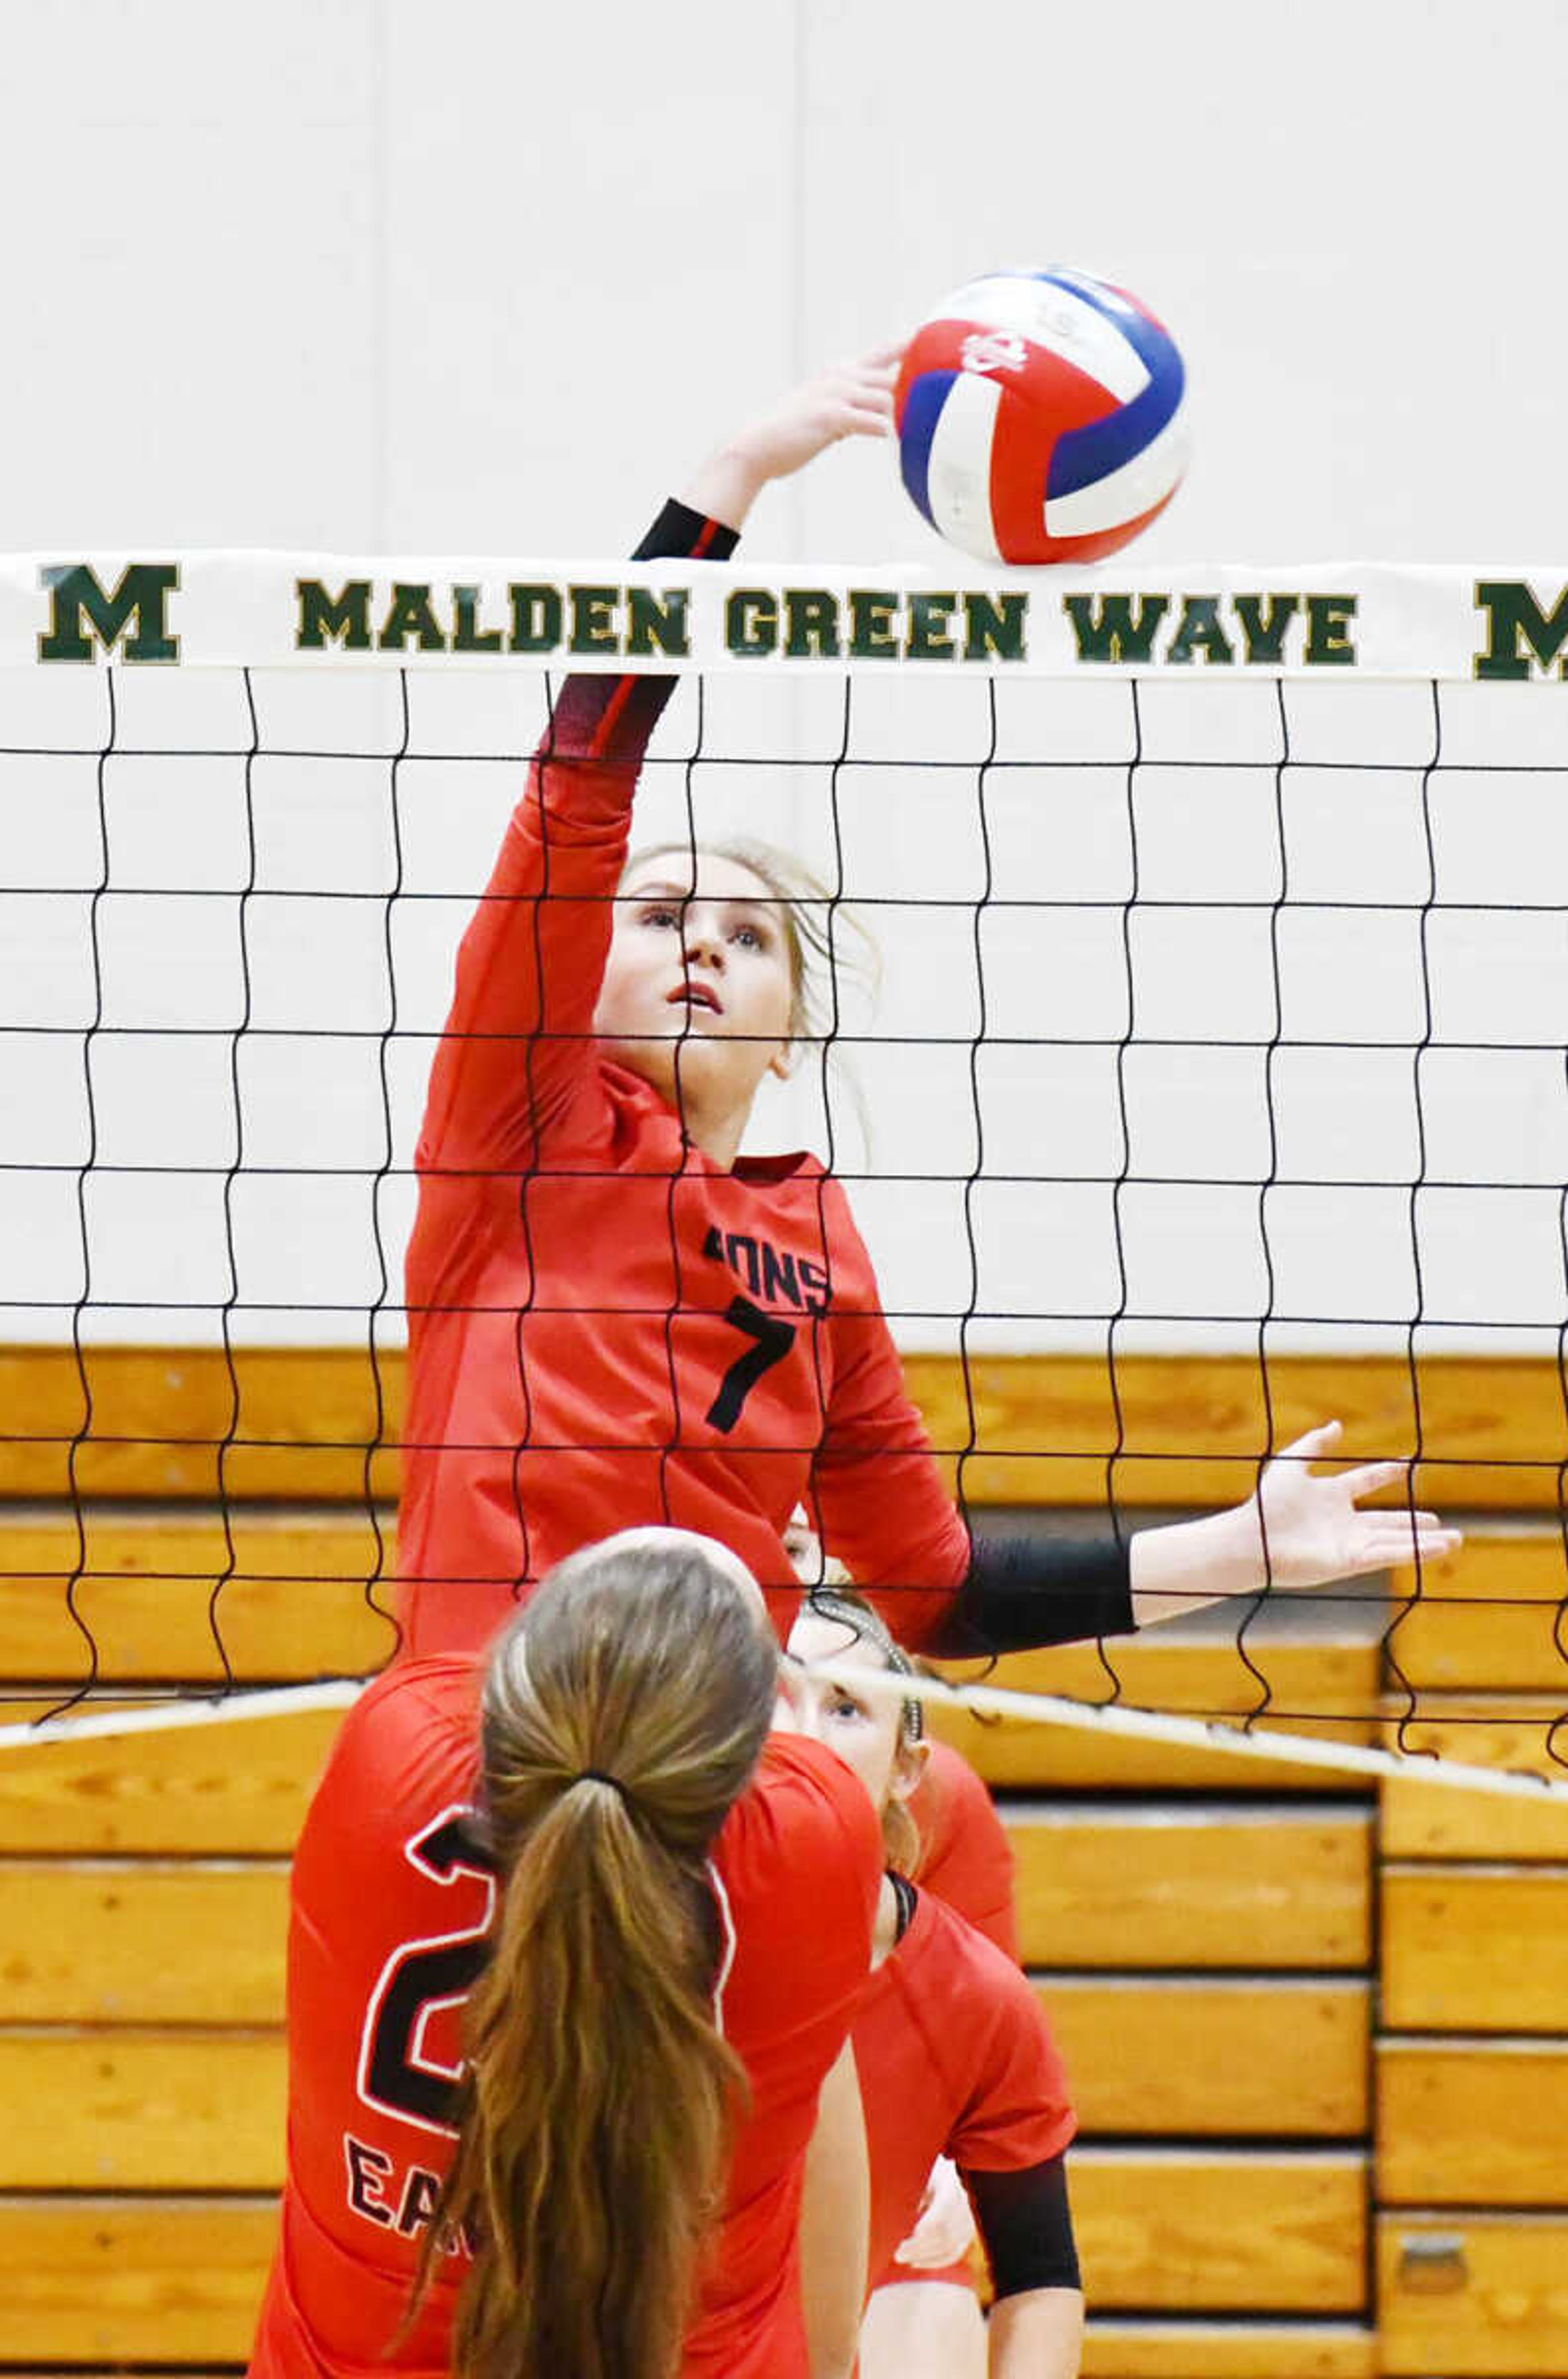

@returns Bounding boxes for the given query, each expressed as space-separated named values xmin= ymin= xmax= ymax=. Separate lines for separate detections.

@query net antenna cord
xmin=786 ymin=1657 xmax=1568 ymax=1806
xmin=4 ymin=1662 xmax=1567 ymax=1806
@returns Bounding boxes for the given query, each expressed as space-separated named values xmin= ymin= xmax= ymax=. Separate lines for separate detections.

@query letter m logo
xmin=38 ymin=563 xmax=180 ymax=663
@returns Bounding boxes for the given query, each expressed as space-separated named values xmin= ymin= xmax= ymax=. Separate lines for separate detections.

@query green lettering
xmin=379 ymin=583 xmax=447 ymax=653
xmin=1304 ymin=594 xmax=1357 ymax=667
xmin=39 ymin=562 xmax=180 ymax=663
xmin=963 ymin=590 xmax=1027 ymax=662
xmin=726 ymin=589 xmax=777 ymax=657
xmin=1062 ymin=592 xmax=1168 ymax=664
xmin=1474 ymin=579 xmax=1568 ymax=681
xmin=508 ymin=584 xmax=563 ymax=653
xmin=452 ymin=584 xmax=503 ymax=654
xmin=1233 ymin=594 xmax=1300 ymax=666
xmin=626 ymin=586 xmax=688 ymax=658
xmin=849 ymin=590 xmax=898 ymax=659
xmin=295 ymin=577 xmax=372 ymax=653
xmin=784 ymin=589 xmax=842 ymax=659
xmin=569 ymin=584 xmax=620 ymax=655
xmin=1165 ymin=595 xmax=1235 ymax=667
xmin=906 ymin=591 xmax=958 ymax=661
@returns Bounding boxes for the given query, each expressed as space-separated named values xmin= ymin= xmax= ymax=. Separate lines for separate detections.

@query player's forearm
xmin=678 ymin=444 xmax=771 ymax=535
xmin=799 ymin=2038 xmax=871 ymax=2379
xmin=1125 ymin=1499 xmax=1266 ymax=1628
xmin=987 ymin=2288 xmax=1085 ymax=2379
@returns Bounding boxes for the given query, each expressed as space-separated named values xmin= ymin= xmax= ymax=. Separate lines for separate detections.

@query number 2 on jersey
xmin=358 ymin=1809 xmax=498 ymax=2136
xmin=705 ymin=1294 xmax=797 ymax=1432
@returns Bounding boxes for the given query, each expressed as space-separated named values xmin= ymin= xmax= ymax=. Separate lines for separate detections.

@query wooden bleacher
xmin=2 ymin=1346 xmax=1565 ymax=2373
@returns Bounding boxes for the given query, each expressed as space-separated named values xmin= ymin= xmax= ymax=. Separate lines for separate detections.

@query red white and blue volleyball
xmin=895 ymin=268 xmax=1188 ymax=565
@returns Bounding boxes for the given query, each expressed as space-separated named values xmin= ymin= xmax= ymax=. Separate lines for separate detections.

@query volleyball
xmin=895 ymin=267 xmax=1188 ymax=565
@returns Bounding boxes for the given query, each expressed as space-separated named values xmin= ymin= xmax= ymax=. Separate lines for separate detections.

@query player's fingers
xmin=858 ymin=338 xmax=908 ymax=369
xmin=1339 ymin=1458 xmax=1410 ymax=1499
xmin=1272 ymin=1419 xmax=1343 ymax=1463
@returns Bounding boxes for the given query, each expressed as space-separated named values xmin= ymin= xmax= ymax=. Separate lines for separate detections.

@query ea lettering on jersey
xmin=343 ymin=2134 xmax=466 ymax=2251
xmin=704 ymin=1225 xmax=829 ymax=1316
xmin=1062 ymin=590 xmax=1358 ymax=667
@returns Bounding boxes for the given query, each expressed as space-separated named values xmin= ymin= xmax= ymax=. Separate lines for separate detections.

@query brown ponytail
xmin=417 ymin=1531 xmax=778 ymax=2379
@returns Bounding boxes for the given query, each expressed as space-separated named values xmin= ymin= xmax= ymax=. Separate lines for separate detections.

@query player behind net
xmin=247 ymin=1526 xmax=884 ymax=2379
xmin=396 ymin=351 xmax=1459 ymax=1670
xmin=786 ymin=1587 xmax=1081 ymax=2379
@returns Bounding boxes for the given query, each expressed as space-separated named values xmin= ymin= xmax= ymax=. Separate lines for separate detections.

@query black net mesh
xmin=0 ymin=653 xmax=1563 ymax=1781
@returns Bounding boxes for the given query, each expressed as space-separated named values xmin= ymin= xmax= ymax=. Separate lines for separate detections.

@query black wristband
xmin=927 ymin=1530 xmax=1135 ymax=1660
xmin=632 ymin=496 xmax=740 ymax=563
xmin=549 ymin=497 xmax=738 ymax=760
xmin=967 ymin=2154 xmax=1081 ymax=2300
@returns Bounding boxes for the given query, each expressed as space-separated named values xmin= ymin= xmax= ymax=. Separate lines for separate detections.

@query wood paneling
xmin=1011 ymin=1805 xmax=1372 ymax=1969
xmin=931 ymin=1638 xmax=1380 ymax=1791
xmin=904 ymin=1352 xmax=1566 ymax=1512
xmin=1381 ymin=1703 xmax=1568 ymax=1860
xmin=1380 ymin=1532 xmax=1568 ymax=1694
xmin=0 ymin=1703 xmax=341 ymax=1853
xmin=1080 ymin=2322 xmax=1375 ymax=2378
xmin=1379 ymin=2214 xmax=1568 ymax=2376
xmin=1 ymin=1345 xmax=1559 ymax=1506
xmin=1047 ymin=1977 xmax=1368 ymax=2136
xmin=0 ymin=1509 xmax=397 ymax=1682
xmin=0 ymin=1862 xmax=286 ymax=2023
xmin=0 ymin=2029 xmax=283 ymax=2189
xmin=0 ymin=2194 xmax=278 ymax=2363
xmin=1383 ymin=1864 xmax=1568 ymax=2032
xmin=0 ymin=2158 xmax=1368 ymax=2357
xmin=1073 ymin=2149 xmax=1366 ymax=2312
xmin=1378 ymin=2037 xmax=1568 ymax=2206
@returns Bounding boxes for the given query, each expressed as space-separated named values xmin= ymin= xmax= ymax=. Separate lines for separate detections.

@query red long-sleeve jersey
xmin=911 ymin=1738 xmax=1020 ymax=1961
xmin=247 ymin=1662 xmax=882 ymax=2379
xmin=396 ymin=648 xmax=972 ymax=1661
xmin=853 ymin=1887 xmax=1076 ymax=2293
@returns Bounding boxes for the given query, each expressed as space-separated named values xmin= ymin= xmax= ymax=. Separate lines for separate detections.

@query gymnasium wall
xmin=0 ymin=0 xmax=1563 ymax=1360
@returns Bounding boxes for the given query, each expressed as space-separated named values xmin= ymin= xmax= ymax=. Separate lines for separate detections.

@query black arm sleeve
xmin=548 ymin=497 xmax=740 ymax=762
xmin=965 ymin=2154 xmax=1081 ymax=2300
xmin=923 ymin=1529 xmax=1135 ymax=1659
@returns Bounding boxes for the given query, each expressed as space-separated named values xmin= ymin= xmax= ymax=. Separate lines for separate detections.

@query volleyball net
xmin=1 ymin=550 xmax=1566 ymax=1797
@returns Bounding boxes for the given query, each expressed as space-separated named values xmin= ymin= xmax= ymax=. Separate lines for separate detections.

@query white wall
xmin=0 ymin=0 xmax=1564 ymax=1359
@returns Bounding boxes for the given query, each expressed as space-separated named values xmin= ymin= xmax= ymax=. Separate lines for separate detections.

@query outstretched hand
xmin=682 ymin=345 xmax=902 ymax=530
xmin=1250 ymin=1420 xmax=1463 ymax=1589
xmin=1129 ymin=1417 xmax=1464 ymax=1628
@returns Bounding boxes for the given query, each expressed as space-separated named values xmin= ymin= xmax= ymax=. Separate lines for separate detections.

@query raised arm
xmin=414 ymin=499 xmax=737 ymax=1186
xmin=416 ymin=350 xmax=900 ymax=1191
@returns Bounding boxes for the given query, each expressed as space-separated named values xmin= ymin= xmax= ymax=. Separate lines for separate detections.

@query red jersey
xmin=853 ymin=1888 xmax=1076 ymax=2293
xmin=396 ymin=681 xmax=970 ymax=1662
xmin=910 ymin=1739 xmax=1020 ymax=1961
xmin=248 ymin=1662 xmax=882 ymax=2379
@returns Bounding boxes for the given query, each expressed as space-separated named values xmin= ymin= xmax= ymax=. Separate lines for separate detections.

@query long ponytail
xmin=417 ymin=1531 xmax=778 ymax=2379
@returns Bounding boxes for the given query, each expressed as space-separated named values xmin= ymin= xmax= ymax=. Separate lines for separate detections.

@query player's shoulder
xmin=305 ymin=1654 xmax=484 ymax=1836
xmin=718 ymin=1733 xmax=883 ymax=1909
xmin=903 ymin=1885 xmax=1039 ymax=2023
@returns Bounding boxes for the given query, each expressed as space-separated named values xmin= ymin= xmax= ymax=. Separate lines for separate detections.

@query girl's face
xmin=594 ymin=853 xmax=797 ymax=1138
xmin=780 ymin=1610 xmax=928 ymax=1818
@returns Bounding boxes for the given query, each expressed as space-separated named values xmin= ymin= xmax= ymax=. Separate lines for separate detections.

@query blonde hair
xmin=416 ymin=1535 xmax=777 ymax=2379
xmin=623 ymin=837 xmax=879 ymax=1058
xmin=803 ymin=1585 xmax=925 ymax=1878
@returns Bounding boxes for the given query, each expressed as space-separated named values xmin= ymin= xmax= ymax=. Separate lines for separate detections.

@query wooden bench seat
xmin=1378 ymin=2036 xmax=1568 ymax=2205
xmin=1383 ymin=1862 xmax=1568 ymax=2031
xmin=1010 ymin=1803 xmax=1372 ymax=1969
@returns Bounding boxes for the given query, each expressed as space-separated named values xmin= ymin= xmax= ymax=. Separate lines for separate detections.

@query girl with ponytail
xmin=248 ymin=1527 xmax=883 ymax=2379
